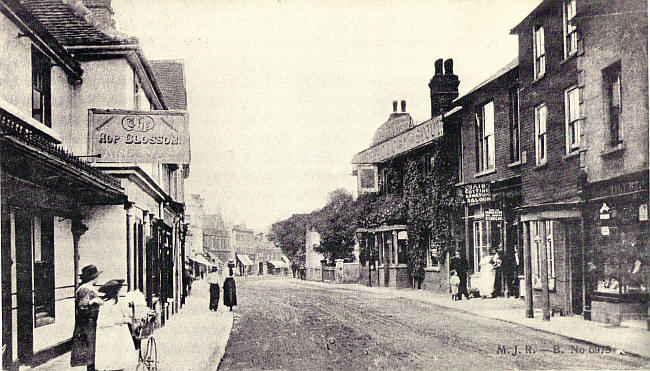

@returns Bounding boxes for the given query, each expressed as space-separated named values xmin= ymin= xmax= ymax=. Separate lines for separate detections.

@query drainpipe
xmin=125 ymin=202 xmax=133 ymax=291
xmin=539 ymin=220 xmax=551 ymax=321
xmin=523 ymin=221 xmax=533 ymax=318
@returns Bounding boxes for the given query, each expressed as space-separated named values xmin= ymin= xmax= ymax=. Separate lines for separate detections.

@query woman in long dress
xmin=95 ymin=279 xmax=137 ymax=371
xmin=477 ymin=251 xmax=496 ymax=298
xmin=207 ymin=269 xmax=221 ymax=311
xmin=71 ymin=265 xmax=104 ymax=371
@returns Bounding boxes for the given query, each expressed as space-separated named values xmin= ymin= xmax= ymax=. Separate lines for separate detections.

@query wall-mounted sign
xmin=640 ymin=204 xmax=648 ymax=221
xmin=599 ymin=203 xmax=611 ymax=220
xmin=88 ymin=109 xmax=190 ymax=163
xmin=463 ymin=183 xmax=492 ymax=205
xmin=357 ymin=165 xmax=379 ymax=194
xmin=352 ymin=117 xmax=443 ymax=164
xmin=484 ymin=209 xmax=503 ymax=221
xmin=600 ymin=226 xmax=610 ymax=236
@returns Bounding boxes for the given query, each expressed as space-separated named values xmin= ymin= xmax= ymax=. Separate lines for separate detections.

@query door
xmin=568 ymin=219 xmax=583 ymax=314
xmin=14 ymin=211 xmax=33 ymax=363
xmin=2 ymin=206 xmax=13 ymax=366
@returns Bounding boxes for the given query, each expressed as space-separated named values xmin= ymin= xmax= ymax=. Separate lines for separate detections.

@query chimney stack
xmin=429 ymin=57 xmax=460 ymax=118
xmin=392 ymin=100 xmax=398 ymax=112
xmin=401 ymin=100 xmax=406 ymax=113
xmin=82 ymin=0 xmax=115 ymax=29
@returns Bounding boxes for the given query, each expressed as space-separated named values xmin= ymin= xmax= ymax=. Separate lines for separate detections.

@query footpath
xmin=27 ymin=279 xmax=233 ymax=370
xmin=295 ymin=278 xmax=650 ymax=360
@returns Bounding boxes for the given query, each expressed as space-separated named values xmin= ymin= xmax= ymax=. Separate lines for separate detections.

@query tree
xmin=312 ymin=189 xmax=358 ymax=262
xmin=268 ymin=213 xmax=311 ymax=263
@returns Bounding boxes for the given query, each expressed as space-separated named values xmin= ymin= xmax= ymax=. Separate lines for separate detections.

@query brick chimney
xmin=429 ymin=58 xmax=460 ymax=118
xmin=82 ymin=0 xmax=115 ymax=29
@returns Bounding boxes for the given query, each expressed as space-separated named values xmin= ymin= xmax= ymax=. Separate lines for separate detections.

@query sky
xmin=112 ymin=0 xmax=541 ymax=232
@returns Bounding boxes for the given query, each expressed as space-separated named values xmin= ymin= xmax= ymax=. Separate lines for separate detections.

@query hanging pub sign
xmin=88 ymin=109 xmax=190 ymax=163
xmin=484 ymin=209 xmax=503 ymax=221
xmin=463 ymin=182 xmax=492 ymax=205
xmin=357 ymin=165 xmax=379 ymax=194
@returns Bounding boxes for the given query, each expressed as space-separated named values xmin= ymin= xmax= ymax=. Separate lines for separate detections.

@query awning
xmin=268 ymin=260 xmax=289 ymax=268
xmin=237 ymin=254 xmax=253 ymax=266
xmin=190 ymin=255 xmax=214 ymax=267
xmin=281 ymin=255 xmax=291 ymax=265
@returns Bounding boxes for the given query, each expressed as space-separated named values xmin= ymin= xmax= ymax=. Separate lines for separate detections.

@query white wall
xmin=0 ymin=15 xmax=31 ymax=112
xmin=79 ymin=205 xmax=127 ymax=283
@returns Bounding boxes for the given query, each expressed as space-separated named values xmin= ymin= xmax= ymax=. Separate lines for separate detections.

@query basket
xmin=132 ymin=311 xmax=156 ymax=340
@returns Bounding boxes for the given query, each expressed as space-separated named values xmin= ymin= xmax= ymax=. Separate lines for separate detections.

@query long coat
xmin=70 ymin=284 xmax=100 ymax=367
xmin=223 ymin=277 xmax=237 ymax=308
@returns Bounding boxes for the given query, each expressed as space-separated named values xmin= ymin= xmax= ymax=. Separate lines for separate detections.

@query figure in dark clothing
xmin=207 ymin=270 xmax=220 ymax=311
xmin=71 ymin=265 xmax=104 ymax=371
xmin=223 ymin=273 xmax=237 ymax=311
xmin=450 ymin=250 xmax=470 ymax=300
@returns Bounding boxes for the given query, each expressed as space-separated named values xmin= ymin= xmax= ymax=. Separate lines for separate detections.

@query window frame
xmin=31 ymin=47 xmax=52 ymax=127
xmin=509 ymin=86 xmax=520 ymax=163
xmin=533 ymin=25 xmax=546 ymax=79
xmin=603 ymin=62 xmax=623 ymax=146
xmin=530 ymin=220 xmax=556 ymax=290
xmin=472 ymin=220 xmax=485 ymax=273
xmin=475 ymin=101 xmax=495 ymax=172
xmin=563 ymin=0 xmax=578 ymax=58
xmin=565 ymin=86 xmax=581 ymax=153
xmin=535 ymin=103 xmax=547 ymax=165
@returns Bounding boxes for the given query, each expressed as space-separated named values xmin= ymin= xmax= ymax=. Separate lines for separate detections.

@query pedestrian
xmin=71 ymin=265 xmax=104 ymax=371
xmin=223 ymin=264 xmax=237 ymax=312
xmin=449 ymin=250 xmax=470 ymax=300
xmin=207 ymin=268 xmax=221 ymax=311
xmin=477 ymin=250 xmax=497 ymax=298
xmin=449 ymin=270 xmax=460 ymax=301
xmin=95 ymin=279 xmax=137 ymax=371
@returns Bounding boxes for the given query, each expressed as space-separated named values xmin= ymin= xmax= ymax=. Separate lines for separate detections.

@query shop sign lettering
xmin=463 ymin=183 xmax=492 ymax=205
xmin=484 ymin=209 xmax=503 ymax=221
xmin=600 ymin=226 xmax=610 ymax=236
xmin=89 ymin=109 xmax=190 ymax=163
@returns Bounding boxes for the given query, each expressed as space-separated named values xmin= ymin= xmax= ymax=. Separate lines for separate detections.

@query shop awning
xmin=237 ymin=254 xmax=253 ymax=266
xmin=268 ymin=260 xmax=289 ymax=268
xmin=190 ymin=255 xmax=214 ymax=267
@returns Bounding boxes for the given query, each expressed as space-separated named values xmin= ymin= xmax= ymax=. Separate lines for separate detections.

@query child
xmin=450 ymin=270 xmax=461 ymax=301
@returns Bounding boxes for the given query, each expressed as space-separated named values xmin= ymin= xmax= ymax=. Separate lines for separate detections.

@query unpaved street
xmin=219 ymin=277 xmax=647 ymax=370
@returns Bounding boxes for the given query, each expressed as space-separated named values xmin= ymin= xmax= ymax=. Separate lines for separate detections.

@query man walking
xmin=450 ymin=250 xmax=470 ymax=300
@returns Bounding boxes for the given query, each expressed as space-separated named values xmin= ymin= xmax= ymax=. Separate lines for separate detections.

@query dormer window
xmin=32 ymin=47 xmax=51 ymax=127
xmin=563 ymin=0 xmax=578 ymax=57
xmin=533 ymin=25 xmax=546 ymax=79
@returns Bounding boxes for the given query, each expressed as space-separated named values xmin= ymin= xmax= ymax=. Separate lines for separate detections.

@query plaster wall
xmin=78 ymin=204 xmax=127 ymax=283
xmin=0 ymin=15 xmax=31 ymax=112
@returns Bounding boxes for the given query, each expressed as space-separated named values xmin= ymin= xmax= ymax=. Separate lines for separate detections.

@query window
xmin=32 ymin=47 xmax=51 ymax=127
xmin=475 ymin=101 xmax=495 ymax=172
xmin=564 ymin=0 xmax=578 ymax=57
xmin=604 ymin=62 xmax=622 ymax=145
xmin=33 ymin=214 xmax=55 ymax=326
xmin=530 ymin=220 xmax=555 ymax=290
xmin=458 ymin=131 xmax=464 ymax=180
xmin=535 ymin=104 xmax=547 ymax=165
xmin=426 ymin=230 xmax=440 ymax=268
xmin=472 ymin=220 xmax=486 ymax=273
xmin=509 ymin=87 xmax=520 ymax=162
xmin=565 ymin=87 xmax=581 ymax=153
xmin=533 ymin=25 xmax=546 ymax=79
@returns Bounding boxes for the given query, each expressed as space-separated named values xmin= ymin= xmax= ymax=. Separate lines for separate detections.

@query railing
xmin=0 ymin=107 xmax=122 ymax=189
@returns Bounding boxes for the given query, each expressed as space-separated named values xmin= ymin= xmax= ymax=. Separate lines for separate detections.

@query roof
xmin=457 ymin=59 xmax=518 ymax=101
xmin=371 ymin=113 xmax=414 ymax=147
xmin=20 ymin=0 xmax=137 ymax=46
xmin=149 ymin=60 xmax=188 ymax=110
xmin=510 ymin=0 xmax=549 ymax=34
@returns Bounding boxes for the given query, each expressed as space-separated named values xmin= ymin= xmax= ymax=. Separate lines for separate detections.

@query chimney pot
xmin=434 ymin=59 xmax=443 ymax=75
xmin=392 ymin=100 xmax=398 ymax=112
xmin=444 ymin=59 xmax=454 ymax=75
xmin=401 ymin=100 xmax=406 ymax=113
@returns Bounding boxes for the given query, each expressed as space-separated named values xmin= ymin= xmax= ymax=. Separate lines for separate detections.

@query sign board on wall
xmin=484 ymin=209 xmax=503 ymax=221
xmin=357 ymin=165 xmax=379 ymax=194
xmin=463 ymin=183 xmax=492 ymax=205
xmin=88 ymin=109 xmax=190 ymax=163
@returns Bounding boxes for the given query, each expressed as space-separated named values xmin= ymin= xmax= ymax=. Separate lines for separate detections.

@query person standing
xmin=449 ymin=270 xmax=461 ymax=301
xmin=71 ymin=265 xmax=104 ymax=371
xmin=223 ymin=264 xmax=237 ymax=312
xmin=207 ymin=268 xmax=221 ymax=311
xmin=478 ymin=250 xmax=497 ymax=298
xmin=95 ymin=279 xmax=137 ymax=371
xmin=449 ymin=250 xmax=470 ymax=300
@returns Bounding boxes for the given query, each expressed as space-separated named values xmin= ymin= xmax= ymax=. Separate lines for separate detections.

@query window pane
xmin=487 ymin=135 xmax=495 ymax=169
xmin=612 ymin=76 xmax=621 ymax=109
xmin=484 ymin=102 xmax=494 ymax=136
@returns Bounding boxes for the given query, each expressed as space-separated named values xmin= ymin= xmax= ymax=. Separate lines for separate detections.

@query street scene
xmin=1 ymin=0 xmax=649 ymax=370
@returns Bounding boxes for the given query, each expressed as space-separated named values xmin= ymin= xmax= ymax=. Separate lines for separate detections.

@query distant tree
xmin=268 ymin=213 xmax=311 ymax=263
xmin=312 ymin=189 xmax=357 ymax=262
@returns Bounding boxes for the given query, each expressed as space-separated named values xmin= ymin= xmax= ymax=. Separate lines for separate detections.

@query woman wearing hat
xmin=95 ymin=279 xmax=137 ymax=371
xmin=71 ymin=265 xmax=104 ymax=370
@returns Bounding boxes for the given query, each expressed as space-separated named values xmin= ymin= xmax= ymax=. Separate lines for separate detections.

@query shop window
xmin=535 ymin=103 xmax=547 ymax=165
xmin=509 ymin=87 xmax=520 ymax=162
xmin=563 ymin=0 xmax=578 ymax=58
xmin=32 ymin=47 xmax=51 ymax=127
xmin=34 ymin=215 xmax=55 ymax=327
xmin=472 ymin=220 xmax=486 ymax=273
xmin=533 ymin=25 xmax=546 ymax=79
xmin=397 ymin=232 xmax=408 ymax=265
xmin=594 ymin=228 xmax=647 ymax=295
xmin=530 ymin=220 xmax=555 ymax=290
xmin=475 ymin=101 xmax=495 ymax=172
xmin=565 ymin=86 xmax=581 ymax=153
xmin=426 ymin=231 xmax=440 ymax=268
xmin=603 ymin=62 xmax=622 ymax=146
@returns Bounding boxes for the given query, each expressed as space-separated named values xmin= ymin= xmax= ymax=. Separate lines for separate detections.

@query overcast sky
xmin=112 ymin=0 xmax=541 ymax=232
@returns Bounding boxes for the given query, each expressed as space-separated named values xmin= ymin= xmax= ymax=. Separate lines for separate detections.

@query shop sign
xmin=640 ymin=204 xmax=648 ymax=221
xmin=484 ymin=209 xmax=503 ymax=221
xmin=357 ymin=165 xmax=379 ymax=194
xmin=600 ymin=226 xmax=610 ymax=236
xmin=88 ymin=109 xmax=190 ymax=163
xmin=599 ymin=203 xmax=611 ymax=220
xmin=463 ymin=183 xmax=492 ymax=205
xmin=351 ymin=117 xmax=443 ymax=164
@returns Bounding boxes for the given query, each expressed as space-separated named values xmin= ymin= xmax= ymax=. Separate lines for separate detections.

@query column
xmin=539 ymin=220 xmax=551 ymax=321
xmin=125 ymin=202 xmax=133 ymax=291
xmin=71 ymin=219 xmax=88 ymax=293
xmin=392 ymin=230 xmax=398 ymax=265
xmin=523 ymin=221 xmax=533 ymax=318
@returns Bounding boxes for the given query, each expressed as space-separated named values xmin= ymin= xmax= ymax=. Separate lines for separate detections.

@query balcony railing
xmin=1 ymin=107 xmax=122 ymax=189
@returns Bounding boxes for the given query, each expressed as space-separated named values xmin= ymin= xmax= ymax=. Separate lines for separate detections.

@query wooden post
xmin=464 ymin=205 xmax=471 ymax=288
xmin=539 ymin=220 xmax=551 ymax=321
xmin=71 ymin=219 xmax=88 ymax=293
xmin=126 ymin=204 xmax=133 ymax=291
xmin=523 ymin=221 xmax=534 ymax=318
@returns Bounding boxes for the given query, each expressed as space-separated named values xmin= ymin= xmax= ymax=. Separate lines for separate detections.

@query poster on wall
xmin=357 ymin=165 xmax=379 ymax=194
xmin=88 ymin=109 xmax=190 ymax=163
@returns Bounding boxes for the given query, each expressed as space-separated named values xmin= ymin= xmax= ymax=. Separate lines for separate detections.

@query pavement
xmin=299 ymin=278 xmax=650 ymax=360
xmin=26 ymin=278 xmax=233 ymax=370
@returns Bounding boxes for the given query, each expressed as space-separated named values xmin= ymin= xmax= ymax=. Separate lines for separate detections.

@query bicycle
xmin=131 ymin=305 xmax=158 ymax=370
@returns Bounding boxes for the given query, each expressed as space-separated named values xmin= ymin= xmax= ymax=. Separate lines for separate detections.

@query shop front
xmin=356 ymin=225 xmax=410 ymax=289
xmin=584 ymin=170 xmax=649 ymax=326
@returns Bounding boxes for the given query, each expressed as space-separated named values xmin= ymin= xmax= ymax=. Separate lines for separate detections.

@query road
xmin=219 ymin=277 xmax=647 ymax=370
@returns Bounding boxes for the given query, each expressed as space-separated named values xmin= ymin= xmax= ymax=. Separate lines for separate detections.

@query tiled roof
xmin=20 ymin=0 xmax=136 ymax=46
xmin=149 ymin=60 xmax=188 ymax=110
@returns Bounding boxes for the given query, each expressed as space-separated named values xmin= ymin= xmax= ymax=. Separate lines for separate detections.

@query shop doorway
xmin=567 ymin=219 xmax=583 ymax=314
xmin=14 ymin=210 xmax=33 ymax=364
xmin=259 ymin=262 xmax=264 ymax=275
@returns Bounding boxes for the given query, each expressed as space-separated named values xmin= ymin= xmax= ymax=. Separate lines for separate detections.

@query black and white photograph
xmin=0 ymin=0 xmax=649 ymax=369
